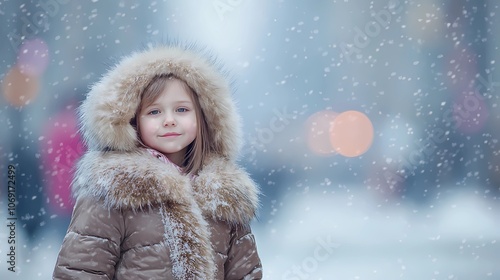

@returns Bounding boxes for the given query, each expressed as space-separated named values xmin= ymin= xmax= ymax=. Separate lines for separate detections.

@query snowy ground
xmin=1 ymin=186 xmax=499 ymax=279
xmin=254 ymin=186 xmax=500 ymax=280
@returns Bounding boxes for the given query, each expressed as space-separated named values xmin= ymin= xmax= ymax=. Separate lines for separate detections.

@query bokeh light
xmin=305 ymin=110 xmax=339 ymax=156
xmin=17 ymin=38 xmax=50 ymax=77
xmin=329 ymin=110 xmax=374 ymax=157
xmin=2 ymin=65 xmax=40 ymax=107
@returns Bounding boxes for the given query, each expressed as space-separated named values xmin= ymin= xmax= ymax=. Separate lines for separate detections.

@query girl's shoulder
xmin=72 ymin=149 xmax=190 ymax=210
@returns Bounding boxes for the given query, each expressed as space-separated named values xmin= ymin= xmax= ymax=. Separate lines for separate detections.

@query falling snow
xmin=1 ymin=0 xmax=500 ymax=279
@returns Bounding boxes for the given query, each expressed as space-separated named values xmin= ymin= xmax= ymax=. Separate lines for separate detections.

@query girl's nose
xmin=163 ymin=114 xmax=176 ymax=127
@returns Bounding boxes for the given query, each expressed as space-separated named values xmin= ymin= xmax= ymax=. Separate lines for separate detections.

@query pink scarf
xmin=146 ymin=148 xmax=184 ymax=174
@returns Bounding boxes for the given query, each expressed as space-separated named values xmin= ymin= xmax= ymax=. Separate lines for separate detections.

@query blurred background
xmin=1 ymin=0 xmax=499 ymax=279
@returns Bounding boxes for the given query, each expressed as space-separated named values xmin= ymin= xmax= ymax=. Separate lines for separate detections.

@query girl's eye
xmin=148 ymin=109 xmax=161 ymax=115
xmin=176 ymin=107 xmax=189 ymax=113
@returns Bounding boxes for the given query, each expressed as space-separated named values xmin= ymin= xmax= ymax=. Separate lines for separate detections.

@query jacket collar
xmin=72 ymin=148 xmax=259 ymax=225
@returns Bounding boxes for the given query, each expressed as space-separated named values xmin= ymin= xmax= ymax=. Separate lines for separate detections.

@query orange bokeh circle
xmin=2 ymin=66 xmax=40 ymax=107
xmin=329 ymin=110 xmax=374 ymax=157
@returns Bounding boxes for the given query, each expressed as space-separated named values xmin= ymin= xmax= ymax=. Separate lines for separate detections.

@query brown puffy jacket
xmin=53 ymin=45 xmax=263 ymax=279
xmin=53 ymin=151 xmax=262 ymax=279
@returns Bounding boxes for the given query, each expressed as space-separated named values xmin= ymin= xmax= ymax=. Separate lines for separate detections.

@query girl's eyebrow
xmin=175 ymin=100 xmax=193 ymax=104
xmin=144 ymin=100 xmax=193 ymax=108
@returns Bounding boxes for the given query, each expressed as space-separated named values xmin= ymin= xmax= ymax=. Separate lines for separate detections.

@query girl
xmin=53 ymin=45 xmax=263 ymax=279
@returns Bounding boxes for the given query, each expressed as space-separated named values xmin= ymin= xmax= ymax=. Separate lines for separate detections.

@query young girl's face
xmin=138 ymin=78 xmax=197 ymax=166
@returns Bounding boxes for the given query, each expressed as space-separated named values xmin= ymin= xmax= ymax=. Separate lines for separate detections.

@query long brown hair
xmin=131 ymin=74 xmax=211 ymax=175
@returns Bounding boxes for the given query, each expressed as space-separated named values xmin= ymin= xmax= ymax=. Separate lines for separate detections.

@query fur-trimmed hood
xmin=79 ymin=45 xmax=241 ymax=159
xmin=75 ymin=45 xmax=259 ymax=217
xmin=74 ymin=45 xmax=260 ymax=222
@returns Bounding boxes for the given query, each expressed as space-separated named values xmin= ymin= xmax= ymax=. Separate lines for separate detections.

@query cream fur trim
xmin=72 ymin=150 xmax=258 ymax=224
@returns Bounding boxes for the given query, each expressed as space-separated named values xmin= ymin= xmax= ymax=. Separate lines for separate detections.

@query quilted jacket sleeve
xmin=224 ymin=225 xmax=263 ymax=279
xmin=53 ymin=197 xmax=125 ymax=279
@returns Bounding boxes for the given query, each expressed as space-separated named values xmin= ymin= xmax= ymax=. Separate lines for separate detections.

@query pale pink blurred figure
xmin=41 ymin=107 xmax=85 ymax=217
